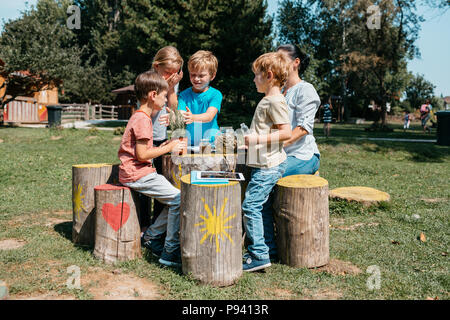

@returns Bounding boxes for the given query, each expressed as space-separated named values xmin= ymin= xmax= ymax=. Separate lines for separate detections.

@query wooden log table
xmin=273 ymin=174 xmax=329 ymax=268
xmin=93 ymin=184 xmax=142 ymax=264
xmin=180 ymin=174 xmax=242 ymax=287
xmin=72 ymin=163 xmax=119 ymax=246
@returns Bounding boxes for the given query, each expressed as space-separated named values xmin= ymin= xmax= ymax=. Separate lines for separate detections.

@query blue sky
xmin=0 ymin=0 xmax=448 ymax=96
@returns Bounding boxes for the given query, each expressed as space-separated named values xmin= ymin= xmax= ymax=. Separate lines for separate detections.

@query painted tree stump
xmin=180 ymin=174 xmax=242 ymax=287
xmin=72 ymin=163 xmax=119 ymax=246
xmin=93 ymin=184 xmax=142 ymax=264
xmin=273 ymin=174 xmax=329 ymax=268
xmin=329 ymin=186 xmax=390 ymax=206
xmin=162 ymin=153 xmax=238 ymax=189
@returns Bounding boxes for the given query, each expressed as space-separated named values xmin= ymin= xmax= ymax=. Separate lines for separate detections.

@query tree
xmin=405 ymin=73 xmax=435 ymax=110
xmin=0 ymin=0 xmax=85 ymax=108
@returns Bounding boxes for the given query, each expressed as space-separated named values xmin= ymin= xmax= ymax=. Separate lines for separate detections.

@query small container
xmin=199 ymin=138 xmax=212 ymax=154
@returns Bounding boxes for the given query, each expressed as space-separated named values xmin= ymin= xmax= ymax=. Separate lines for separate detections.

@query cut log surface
xmin=72 ymin=163 xmax=119 ymax=246
xmin=162 ymin=153 xmax=238 ymax=189
xmin=330 ymin=186 xmax=390 ymax=205
xmin=180 ymin=174 xmax=242 ymax=287
xmin=274 ymin=175 xmax=329 ymax=268
xmin=93 ymin=184 xmax=141 ymax=264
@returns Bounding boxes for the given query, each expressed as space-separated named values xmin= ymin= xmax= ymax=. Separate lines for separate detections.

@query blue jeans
xmin=242 ymin=160 xmax=287 ymax=260
xmin=283 ymin=154 xmax=320 ymax=177
xmin=123 ymin=173 xmax=180 ymax=254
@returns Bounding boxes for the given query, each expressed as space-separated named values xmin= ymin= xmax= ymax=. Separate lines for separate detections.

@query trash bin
xmin=46 ymin=105 xmax=63 ymax=127
xmin=436 ymin=111 xmax=450 ymax=146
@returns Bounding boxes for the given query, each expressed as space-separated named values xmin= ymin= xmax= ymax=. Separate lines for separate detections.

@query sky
xmin=0 ymin=0 xmax=449 ymax=97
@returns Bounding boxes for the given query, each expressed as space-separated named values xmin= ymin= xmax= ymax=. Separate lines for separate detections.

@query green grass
xmin=0 ymin=125 xmax=449 ymax=300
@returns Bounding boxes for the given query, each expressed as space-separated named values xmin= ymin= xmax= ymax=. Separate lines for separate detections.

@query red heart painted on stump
xmin=101 ymin=202 xmax=130 ymax=232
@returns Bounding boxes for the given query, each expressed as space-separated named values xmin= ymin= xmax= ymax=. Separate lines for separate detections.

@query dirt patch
xmin=313 ymin=259 xmax=362 ymax=276
xmin=260 ymin=287 xmax=296 ymax=300
xmin=0 ymin=239 xmax=27 ymax=250
xmin=112 ymin=136 xmax=122 ymax=141
xmin=45 ymin=218 xmax=70 ymax=227
xmin=85 ymin=136 xmax=98 ymax=141
xmin=421 ymin=198 xmax=447 ymax=203
xmin=10 ymin=292 xmax=76 ymax=300
xmin=331 ymin=222 xmax=379 ymax=231
xmin=50 ymin=136 xmax=63 ymax=141
xmin=0 ymin=139 xmax=4 ymax=143
xmin=303 ymin=287 xmax=342 ymax=300
xmin=82 ymin=268 xmax=161 ymax=300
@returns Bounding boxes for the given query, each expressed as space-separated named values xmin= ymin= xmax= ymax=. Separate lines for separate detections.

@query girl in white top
xmin=277 ymin=44 xmax=321 ymax=177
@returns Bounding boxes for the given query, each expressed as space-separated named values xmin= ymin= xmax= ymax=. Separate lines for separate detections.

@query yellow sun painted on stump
xmin=194 ymin=197 xmax=236 ymax=253
xmin=73 ymin=184 xmax=86 ymax=220
xmin=172 ymin=164 xmax=182 ymax=189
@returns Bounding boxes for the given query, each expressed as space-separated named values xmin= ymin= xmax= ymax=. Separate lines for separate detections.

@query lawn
xmin=0 ymin=123 xmax=448 ymax=300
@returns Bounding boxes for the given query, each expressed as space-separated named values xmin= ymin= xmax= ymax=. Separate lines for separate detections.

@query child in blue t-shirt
xmin=177 ymin=50 xmax=223 ymax=146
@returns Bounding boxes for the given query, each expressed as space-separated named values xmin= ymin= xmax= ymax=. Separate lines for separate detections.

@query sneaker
xmin=158 ymin=247 xmax=181 ymax=267
xmin=142 ymin=237 xmax=165 ymax=258
xmin=243 ymin=253 xmax=271 ymax=272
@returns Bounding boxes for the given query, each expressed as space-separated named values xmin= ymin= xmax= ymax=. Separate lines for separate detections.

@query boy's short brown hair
xmin=188 ymin=50 xmax=218 ymax=76
xmin=252 ymin=52 xmax=290 ymax=88
xmin=134 ymin=70 xmax=168 ymax=102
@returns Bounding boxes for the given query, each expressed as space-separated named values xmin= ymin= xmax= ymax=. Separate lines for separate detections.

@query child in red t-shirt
xmin=118 ymin=70 xmax=186 ymax=267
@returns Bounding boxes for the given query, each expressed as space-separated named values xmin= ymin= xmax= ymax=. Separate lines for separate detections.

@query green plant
xmin=113 ymin=126 xmax=125 ymax=135
xmin=168 ymin=109 xmax=186 ymax=132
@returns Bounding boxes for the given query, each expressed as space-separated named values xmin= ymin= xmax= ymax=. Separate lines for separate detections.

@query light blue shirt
xmin=151 ymin=83 xmax=179 ymax=141
xmin=177 ymin=86 xmax=222 ymax=146
xmin=283 ymin=80 xmax=321 ymax=160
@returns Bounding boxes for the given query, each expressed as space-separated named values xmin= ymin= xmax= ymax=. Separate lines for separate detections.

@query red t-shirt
xmin=118 ymin=111 xmax=156 ymax=183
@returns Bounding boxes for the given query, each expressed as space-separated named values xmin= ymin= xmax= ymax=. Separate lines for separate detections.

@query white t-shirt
xmin=283 ymin=80 xmax=321 ymax=160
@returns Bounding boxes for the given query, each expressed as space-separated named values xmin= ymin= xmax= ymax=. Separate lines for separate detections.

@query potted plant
xmin=168 ymin=109 xmax=188 ymax=155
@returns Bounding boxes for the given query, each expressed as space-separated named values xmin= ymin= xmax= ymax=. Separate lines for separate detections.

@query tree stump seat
xmin=329 ymin=186 xmax=390 ymax=206
xmin=274 ymin=174 xmax=330 ymax=268
xmin=93 ymin=184 xmax=142 ymax=264
xmin=180 ymin=174 xmax=242 ymax=287
xmin=72 ymin=163 xmax=119 ymax=247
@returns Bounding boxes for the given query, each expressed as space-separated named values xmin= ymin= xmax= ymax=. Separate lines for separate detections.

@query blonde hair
xmin=152 ymin=46 xmax=183 ymax=70
xmin=135 ymin=70 xmax=168 ymax=102
xmin=252 ymin=52 xmax=290 ymax=87
xmin=188 ymin=50 xmax=218 ymax=76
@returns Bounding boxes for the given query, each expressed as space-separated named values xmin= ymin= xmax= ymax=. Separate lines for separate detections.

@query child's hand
xmin=244 ymin=133 xmax=259 ymax=146
xmin=169 ymin=138 xmax=187 ymax=154
xmin=167 ymin=70 xmax=183 ymax=89
xmin=158 ymin=107 xmax=172 ymax=126
xmin=182 ymin=106 xmax=194 ymax=124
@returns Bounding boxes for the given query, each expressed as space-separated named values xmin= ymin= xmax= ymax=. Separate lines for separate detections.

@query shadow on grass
xmin=142 ymin=249 xmax=183 ymax=275
xmin=319 ymin=138 xmax=449 ymax=163
xmin=54 ymin=221 xmax=94 ymax=252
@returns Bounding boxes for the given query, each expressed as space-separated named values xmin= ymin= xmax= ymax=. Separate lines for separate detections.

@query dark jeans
xmin=152 ymin=139 xmax=167 ymax=224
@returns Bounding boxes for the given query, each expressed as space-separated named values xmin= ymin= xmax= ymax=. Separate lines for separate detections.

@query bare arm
xmin=245 ymin=123 xmax=292 ymax=145
xmin=183 ymin=106 xmax=218 ymax=124
xmin=283 ymin=126 xmax=308 ymax=148
xmin=135 ymin=139 xmax=182 ymax=162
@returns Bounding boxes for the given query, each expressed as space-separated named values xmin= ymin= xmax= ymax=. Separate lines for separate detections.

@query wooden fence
xmin=2 ymin=98 xmax=119 ymax=123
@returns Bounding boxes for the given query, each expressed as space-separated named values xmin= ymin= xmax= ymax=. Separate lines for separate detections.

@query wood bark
xmin=273 ymin=175 xmax=329 ymax=268
xmin=72 ymin=163 xmax=119 ymax=246
xmin=93 ymin=184 xmax=141 ymax=264
xmin=180 ymin=174 xmax=242 ymax=286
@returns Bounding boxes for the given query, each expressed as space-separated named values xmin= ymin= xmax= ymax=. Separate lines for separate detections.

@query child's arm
xmin=135 ymin=139 xmax=185 ymax=162
xmin=283 ymin=126 xmax=308 ymax=148
xmin=245 ymin=123 xmax=292 ymax=146
xmin=183 ymin=106 xmax=218 ymax=124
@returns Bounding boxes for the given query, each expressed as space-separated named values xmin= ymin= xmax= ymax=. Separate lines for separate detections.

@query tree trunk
xmin=93 ymin=184 xmax=141 ymax=264
xmin=72 ymin=163 xmax=119 ymax=246
xmin=162 ymin=153 xmax=238 ymax=189
xmin=180 ymin=174 xmax=243 ymax=286
xmin=273 ymin=175 xmax=329 ymax=268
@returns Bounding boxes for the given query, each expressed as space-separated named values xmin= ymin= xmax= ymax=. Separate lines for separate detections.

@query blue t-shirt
xmin=177 ymin=86 xmax=222 ymax=146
